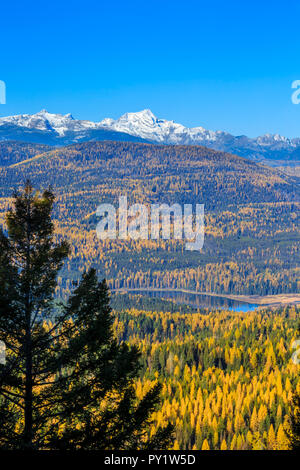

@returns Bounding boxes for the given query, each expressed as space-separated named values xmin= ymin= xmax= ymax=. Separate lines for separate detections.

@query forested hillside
xmin=0 ymin=141 xmax=299 ymax=451
xmin=1 ymin=141 xmax=299 ymax=206
xmin=0 ymin=140 xmax=299 ymax=296
xmin=113 ymin=304 xmax=299 ymax=449
xmin=0 ymin=141 xmax=51 ymax=166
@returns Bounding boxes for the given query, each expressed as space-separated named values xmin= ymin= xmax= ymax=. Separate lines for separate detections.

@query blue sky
xmin=1 ymin=0 xmax=300 ymax=137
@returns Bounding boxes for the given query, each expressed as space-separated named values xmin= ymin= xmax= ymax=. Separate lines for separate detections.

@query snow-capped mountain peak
xmin=99 ymin=109 xmax=221 ymax=144
xmin=120 ymin=108 xmax=157 ymax=122
xmin=0 ymin=110 xmax=97 ymax=136
xmin=0 ymin=108 xmax=298 ymax=161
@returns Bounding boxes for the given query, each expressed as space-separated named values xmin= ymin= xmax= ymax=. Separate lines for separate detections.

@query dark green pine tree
xmin=0 ymin=182 xmax=173 ymax=450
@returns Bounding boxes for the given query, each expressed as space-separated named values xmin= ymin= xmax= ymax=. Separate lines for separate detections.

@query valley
xmin=0 ymin=140 xmax=299 ymax=302
xmin=0 ymin=139 xmax=299 ymax=450
xmin=113 ymin=287 xmax=300 ymax=308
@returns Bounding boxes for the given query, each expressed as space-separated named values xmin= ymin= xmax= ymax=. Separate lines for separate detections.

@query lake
xmin=122 ymin=289 xmax=259 ymax=312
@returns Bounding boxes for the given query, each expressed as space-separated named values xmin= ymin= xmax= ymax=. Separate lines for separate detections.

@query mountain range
xmin=0 ymin=109 xmax=300 ymax=164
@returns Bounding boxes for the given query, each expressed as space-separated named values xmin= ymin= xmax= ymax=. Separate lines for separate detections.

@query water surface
xmin=126 ymin=289 xmax=259 ymax=312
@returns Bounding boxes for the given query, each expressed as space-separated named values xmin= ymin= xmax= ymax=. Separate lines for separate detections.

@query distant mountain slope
xmin=1 ymin=109 xmax=300 ymax=163
xmin=0 ymin=110 xmax=151 ymax=146
xmin=1 ymin=141 xmax=299 ymax=209
xmin=0 ymin=141 xmax=51 ymax=166
xmin=0 ymin=140 xmax=299 ymax=297
xmin=99 ymin=109 xmax=300 ymax=163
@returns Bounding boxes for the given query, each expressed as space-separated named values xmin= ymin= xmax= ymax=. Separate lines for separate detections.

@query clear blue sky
xmin=1 ymin=0 xmax=300 ymax=137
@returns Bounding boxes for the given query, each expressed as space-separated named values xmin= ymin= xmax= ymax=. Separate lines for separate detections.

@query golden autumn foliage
xmin=113 ymin=305 xmax=299 ymax=450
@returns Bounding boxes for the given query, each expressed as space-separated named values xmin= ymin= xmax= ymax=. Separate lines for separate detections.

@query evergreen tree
xmin=286 ymin=384 xmax=300 ymax=450
xmin=0 ymin=183 xmax=173 ymax=450
xmin=286 ymin=325 xmax=300 ymax=451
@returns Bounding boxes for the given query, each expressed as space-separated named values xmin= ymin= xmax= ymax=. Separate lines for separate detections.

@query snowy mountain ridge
xmin=0 ymin=109 xmax=299 ymax=162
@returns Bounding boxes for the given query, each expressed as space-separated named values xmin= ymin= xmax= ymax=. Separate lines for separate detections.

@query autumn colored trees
xmin=0 ymin=184 xmax=173 ymax=450
xmin=113 ymin=305 xmax=299 ymax=450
